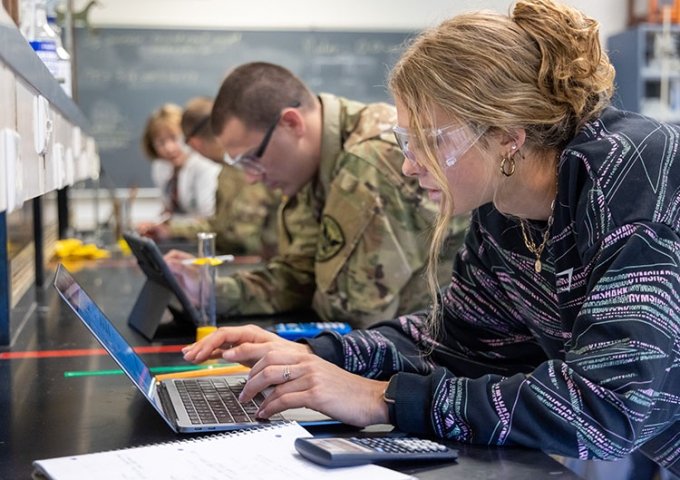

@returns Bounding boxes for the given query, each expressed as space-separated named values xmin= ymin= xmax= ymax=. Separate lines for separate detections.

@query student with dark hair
xmin=167 ymin=62 xmax=468 ymax=328
xmin=143 ymin=97 xmax=280 ymax=257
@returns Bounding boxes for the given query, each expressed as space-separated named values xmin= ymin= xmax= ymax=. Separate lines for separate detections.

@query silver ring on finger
xmin=282 ymin=365 xmax=292 ymax=382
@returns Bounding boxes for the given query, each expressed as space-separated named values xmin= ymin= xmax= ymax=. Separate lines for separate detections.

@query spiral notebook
xmin=32 ymin=422 xmax=413 ymax=480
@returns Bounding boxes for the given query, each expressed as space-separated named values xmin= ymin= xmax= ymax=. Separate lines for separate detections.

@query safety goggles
xmin=392 ymin=123 xmax=486 ymax=169
xmin=224 ymin=101 xmax=301 ymax=175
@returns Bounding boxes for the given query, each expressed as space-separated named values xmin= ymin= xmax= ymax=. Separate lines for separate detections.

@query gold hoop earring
xmin=500 ymin=154 xmax=516 ymax=177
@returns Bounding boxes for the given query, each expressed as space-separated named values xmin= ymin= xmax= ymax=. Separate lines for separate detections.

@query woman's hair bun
xmin=512 ymin=0 xmax=615 ymax=121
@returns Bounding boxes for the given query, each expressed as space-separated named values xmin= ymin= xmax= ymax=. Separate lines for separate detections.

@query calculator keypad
xmin=349 ymin=437 xmax=449 ymax=454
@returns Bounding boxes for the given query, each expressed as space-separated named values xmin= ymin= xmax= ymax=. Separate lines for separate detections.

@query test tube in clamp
xmin=196 ymin=232 xmax=217 ymax=341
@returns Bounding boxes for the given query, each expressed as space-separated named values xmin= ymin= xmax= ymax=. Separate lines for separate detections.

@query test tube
xmin=196 ymin=232 xmax=217 ymax=341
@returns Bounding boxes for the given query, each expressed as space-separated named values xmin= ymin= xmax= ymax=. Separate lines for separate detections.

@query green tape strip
xmin=64 ymin=364 xmax=235 ymax=378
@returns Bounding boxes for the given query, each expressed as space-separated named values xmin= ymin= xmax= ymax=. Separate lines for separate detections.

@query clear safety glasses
xmin=224 ymin=101 xmax=301 ymax=175
xmin=223 ymin=115 xmax=279 ymax=175
xmin=392 ymin=123 xmax=486 ymax=169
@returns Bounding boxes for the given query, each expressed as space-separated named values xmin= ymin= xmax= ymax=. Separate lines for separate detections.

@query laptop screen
xmin=53 ymin=265 xmax=158 ymax=405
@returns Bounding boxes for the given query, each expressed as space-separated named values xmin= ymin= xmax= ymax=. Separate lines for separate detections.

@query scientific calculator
xmin=294 ymin=435 xmax=458 ymax=467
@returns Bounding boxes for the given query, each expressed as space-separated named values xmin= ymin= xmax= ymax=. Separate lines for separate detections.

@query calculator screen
xmin=310 ymin=438 xmax=372 ymax=453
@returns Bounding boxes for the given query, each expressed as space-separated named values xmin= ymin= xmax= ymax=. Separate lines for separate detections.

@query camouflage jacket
xmin=216 ymin=94 xmax=469 ymax=328
xmin=169 ymin=165 xmax=280 ymax=257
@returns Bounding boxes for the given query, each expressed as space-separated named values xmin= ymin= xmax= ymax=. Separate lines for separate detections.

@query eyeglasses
xmin=392 ymin=123 xmax=486 ymax=169
xmin=225 ymin=101 xmax=301 ymax=174
xmin=185 ymin=115 xmax=210 ymax=141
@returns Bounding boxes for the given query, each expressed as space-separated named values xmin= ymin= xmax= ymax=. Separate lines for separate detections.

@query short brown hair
xmin=211 ymin=62 xmax=315 ymax=134
xmin=182 ymin=96 xmax=213 ymax=141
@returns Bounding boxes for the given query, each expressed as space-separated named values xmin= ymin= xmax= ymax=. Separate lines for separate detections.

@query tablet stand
xmin=128 ymin=279 xmax=176 ymax=340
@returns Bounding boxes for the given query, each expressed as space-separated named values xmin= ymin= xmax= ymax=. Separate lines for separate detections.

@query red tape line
xmin=0 ymin=344 xmax=185 ymax=359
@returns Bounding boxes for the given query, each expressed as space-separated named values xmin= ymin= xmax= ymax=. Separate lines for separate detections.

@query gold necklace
xmin=519 ymin=152 xmax=560 ymax=273
xmin=519 ymin=202 xmax=555 ymax=273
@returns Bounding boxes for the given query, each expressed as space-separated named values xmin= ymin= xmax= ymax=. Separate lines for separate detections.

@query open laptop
xmin=122 ymin=231 xmax=201 ymax=340
xmin=53 ymin=263 xmax=334 ymax=433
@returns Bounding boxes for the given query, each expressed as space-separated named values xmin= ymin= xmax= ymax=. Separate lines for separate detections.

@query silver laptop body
xmin=53 ymin=264 xmax=333 ymax=433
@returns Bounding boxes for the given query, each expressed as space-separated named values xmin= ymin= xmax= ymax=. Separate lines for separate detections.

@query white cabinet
xmin=0 ymin=65 xmax=16 ymax=214
xmin=0 ymin=5 xmax=99 ymax=346
xmin=0 ymin=7 xmax=98 ymax=213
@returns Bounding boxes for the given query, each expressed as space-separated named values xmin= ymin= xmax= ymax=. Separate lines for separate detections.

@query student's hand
xmin=136 ymin=221 xmax=155 ymax=235
xmin=137 ymin=222 xmax=171 ymax=241
xmin=241 ymin=350 xmax=390 ymax=427
xmin=164 ymin=250 xmax=200 ymax=305
xmin=164 ymin=249 xmax=195 ymax=262
xmin=182 ymin=324 xmax=312 ymax=365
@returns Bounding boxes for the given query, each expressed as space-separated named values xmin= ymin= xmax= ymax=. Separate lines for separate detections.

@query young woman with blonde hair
xmin=182 ymin=1 xmax=679 ymax=475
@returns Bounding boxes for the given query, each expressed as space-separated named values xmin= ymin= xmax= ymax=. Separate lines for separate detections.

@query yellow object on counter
xmin=155 ymin=364 xmax=249 ymax=381
xmin=196 ymin=325 xmax=218 ymax=342
xmin=54 ymin=238 xmax=110 ymax=260
xmin=117 ymin=237 xmax=131 ymax=255
xmin=54 ymin=238 xmax=82 ymax=257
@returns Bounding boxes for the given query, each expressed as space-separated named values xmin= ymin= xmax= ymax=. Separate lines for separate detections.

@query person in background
xmin=181 ymin=2 xmax=679 ymax=479
xmin=142 ymin=97 xmax=280 ymax=258
xmin=138 ymin=103 xmax=221 ymax=229
xmin=166 ymin=62 xmax=469 ymax=328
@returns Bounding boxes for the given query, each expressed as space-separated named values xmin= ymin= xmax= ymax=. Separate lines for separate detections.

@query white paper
xmin=33 ymin=422 xmax=413 ymax=480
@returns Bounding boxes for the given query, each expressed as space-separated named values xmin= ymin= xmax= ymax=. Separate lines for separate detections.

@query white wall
xmin=78 ymin=0 xmax=628 ymax=42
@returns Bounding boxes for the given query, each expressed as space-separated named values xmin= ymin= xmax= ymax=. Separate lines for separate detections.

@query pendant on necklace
xmin=534 ymin=259 xmax=542 ymax=273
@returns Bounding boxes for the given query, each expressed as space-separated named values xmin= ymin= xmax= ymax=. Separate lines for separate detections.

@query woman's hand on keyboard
xmin=239 ymin=349 xmax=390 ymax=428
xmin=182 ymin=324 xmax=312 ymax=366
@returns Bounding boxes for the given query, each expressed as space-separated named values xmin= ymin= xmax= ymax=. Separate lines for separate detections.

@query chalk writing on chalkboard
xmin=75 ymin=28 xmax=414 ymax=188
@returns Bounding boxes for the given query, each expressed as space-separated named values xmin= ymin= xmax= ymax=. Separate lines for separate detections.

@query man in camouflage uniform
xmin=167 ymin=63 xmax=468 ymax=328
xmin=146 ymin=97 xmax=280 ymax=257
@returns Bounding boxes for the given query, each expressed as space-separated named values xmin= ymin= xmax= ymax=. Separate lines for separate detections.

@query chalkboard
xmin=74 ymin=28 xmax=415 ymax=188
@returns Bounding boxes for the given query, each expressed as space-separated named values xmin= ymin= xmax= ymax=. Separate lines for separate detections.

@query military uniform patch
xmin=317 ymin=214 xmax=345 ymax=261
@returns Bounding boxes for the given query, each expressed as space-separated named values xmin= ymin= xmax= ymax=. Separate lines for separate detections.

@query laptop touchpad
xmin=261 ymin=387 xmax=332 ymax=423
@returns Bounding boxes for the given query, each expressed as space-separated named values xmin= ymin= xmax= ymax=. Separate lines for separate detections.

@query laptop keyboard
xmin=175 ymin=377 xmax=284 ymax=425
